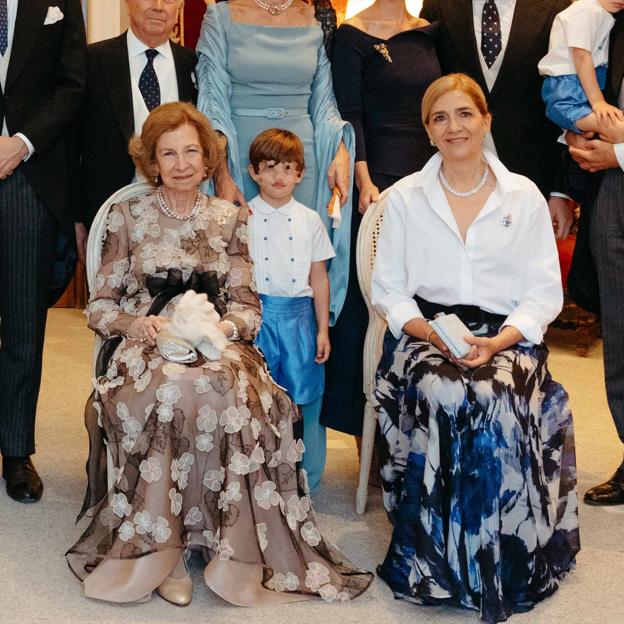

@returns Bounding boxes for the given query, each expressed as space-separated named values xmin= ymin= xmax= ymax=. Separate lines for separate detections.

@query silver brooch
xmin=373 ymin=43 xmax=393 ymax=63
xmin=502 ymin=214 xmax=512 ymax=227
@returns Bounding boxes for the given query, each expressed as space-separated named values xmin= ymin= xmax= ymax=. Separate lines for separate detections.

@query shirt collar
xmin=252 ymin=195 xmax=296 ymax=216
xmin=127 ymin=27 xmax=173 ymax=60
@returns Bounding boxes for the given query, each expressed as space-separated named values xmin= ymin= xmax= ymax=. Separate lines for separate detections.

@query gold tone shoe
xmin=157 ymin=574 xmax=192 ymax=607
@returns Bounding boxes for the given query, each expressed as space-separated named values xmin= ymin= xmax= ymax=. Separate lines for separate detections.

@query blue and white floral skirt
xmin=373 ymin=327 xmax=579 ymax=623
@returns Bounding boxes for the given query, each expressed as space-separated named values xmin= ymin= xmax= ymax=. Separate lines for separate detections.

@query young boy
xmin=247 ymin=128 xmax=335 ymax=491
xmin=539 ymin=0 xmax=624 ymax=139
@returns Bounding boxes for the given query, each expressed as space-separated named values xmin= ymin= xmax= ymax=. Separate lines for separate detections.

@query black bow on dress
xmin=146 ymin=268 xmax=228 ymax=317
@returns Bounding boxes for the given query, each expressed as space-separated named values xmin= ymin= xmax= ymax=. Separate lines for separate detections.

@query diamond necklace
xmin=156 ymin=187 xmax=202 ymax=220
xmin=439 ymin=165 xmax=489 ymax=198
xmin=253 ymin=0 xmax=294 ymax=16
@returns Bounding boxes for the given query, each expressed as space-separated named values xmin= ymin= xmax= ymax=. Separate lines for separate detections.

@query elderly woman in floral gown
xmin=66 ymin=102 xmax=372 ymax=607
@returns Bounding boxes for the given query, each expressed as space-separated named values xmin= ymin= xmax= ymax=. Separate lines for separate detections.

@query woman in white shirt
xmin=372 ymin=74 xmax=579 ymax=623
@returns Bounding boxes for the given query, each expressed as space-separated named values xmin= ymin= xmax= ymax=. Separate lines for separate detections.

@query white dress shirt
xmin=248 ymin=195 xmax=335 ymax=298
xmin=538 ymin=0 xmax=613 ymax=77
xmin=0 ymin=0 xmax=33 ymax=157
xmin=372 ymin=150 xmax=563 ymax=345
xmin=127 ymin=28 xmax=179 ymax=134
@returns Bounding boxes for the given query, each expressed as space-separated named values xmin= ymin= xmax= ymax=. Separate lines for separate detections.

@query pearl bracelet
xmin=222 ymin=319 xmax=239 ymax=341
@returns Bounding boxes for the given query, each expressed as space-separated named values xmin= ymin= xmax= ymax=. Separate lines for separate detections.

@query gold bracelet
xmin=425 ymin=328 xmax=435 ymax=343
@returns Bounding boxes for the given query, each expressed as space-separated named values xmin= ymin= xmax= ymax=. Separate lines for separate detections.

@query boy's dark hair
xmin=249 ymin=128 xmax=305 ymax=174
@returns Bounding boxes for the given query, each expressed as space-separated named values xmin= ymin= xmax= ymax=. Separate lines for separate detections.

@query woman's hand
xmin=215 ymin=169 xmax=247 ymax=207
xmin=457 ymin=336 xmax=499 ymax=368
xmin=402 ymin=318 xmax=451 ymax=358
xmin=457 ymin=326 xmax=523 ymax=369
xmin=126 ymin=315 xmax=169 ymax=347
xmin=327 ymin=141 xmax=350 ymax=206
xmin=358 ymin=181 xmax=380 ymax=215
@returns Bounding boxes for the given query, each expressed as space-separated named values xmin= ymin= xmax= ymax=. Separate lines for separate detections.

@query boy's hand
xmin=315 ymin=331 xmax=331 ymax=363
xmin=593 ymin=100 xmax=624 ymax=127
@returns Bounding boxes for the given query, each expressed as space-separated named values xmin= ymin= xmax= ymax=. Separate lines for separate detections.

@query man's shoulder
xmin=87 ymin=32 xmax=126 ymax=57
xmin=171 ymin=40 xmax=197 ymax=65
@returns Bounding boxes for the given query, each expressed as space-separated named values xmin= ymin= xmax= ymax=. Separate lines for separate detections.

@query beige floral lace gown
xmin=66 ymin=192 xmax=372 ymax=605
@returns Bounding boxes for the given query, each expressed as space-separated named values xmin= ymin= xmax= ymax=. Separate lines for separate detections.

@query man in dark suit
xmin=0 ymin=0 xmax=86 ymax=502
xmin=420 ymin=0 xmax=575 ymax=238
xmin=567 ymin=11 xmax=624 ymax=506
xmin=74 ymin=0 xmax=196 ymax=252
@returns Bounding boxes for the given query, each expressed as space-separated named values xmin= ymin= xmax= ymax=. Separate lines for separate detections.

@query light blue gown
xmin=196 ymin=3 xmax=355 ymax=489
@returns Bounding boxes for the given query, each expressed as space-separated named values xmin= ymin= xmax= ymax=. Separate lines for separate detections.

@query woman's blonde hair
xmin=129 ymin=102 xmax=223 ymax=185
xmin=421 ymin=73 xmax=490 ymax=127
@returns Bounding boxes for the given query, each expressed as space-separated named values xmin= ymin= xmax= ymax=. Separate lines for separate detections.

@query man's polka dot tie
xmin=0 ymin=0 xmax=8 ymax=57
xmin=481 ymin=0 xmax=502 ymax=69
xmin=139 ymin=49 xmax=161 ymax=112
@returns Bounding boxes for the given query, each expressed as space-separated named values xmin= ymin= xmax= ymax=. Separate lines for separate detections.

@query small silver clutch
xmin=428 ymin=313 xmax=472 ymax=358
xmin=156 ymin=331 xmax=198 ymax=364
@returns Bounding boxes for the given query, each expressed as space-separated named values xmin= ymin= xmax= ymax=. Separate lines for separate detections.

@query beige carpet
xmin=0 ymin=310 xmax=623 ymax=624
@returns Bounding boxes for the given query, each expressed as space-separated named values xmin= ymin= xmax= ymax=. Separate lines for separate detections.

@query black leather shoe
xmin=2 ymin=456 xmax=43 ymax=503
xmin=584 ymin=460 xmax=624 ymax=506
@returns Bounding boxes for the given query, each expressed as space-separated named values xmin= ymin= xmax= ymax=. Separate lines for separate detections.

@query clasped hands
xmin=403 ymin=318 xmax=521 ymax=369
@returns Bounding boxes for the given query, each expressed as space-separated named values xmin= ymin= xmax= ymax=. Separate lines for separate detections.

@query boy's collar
xmin=252 ymin=195 xmax=296 ymax=215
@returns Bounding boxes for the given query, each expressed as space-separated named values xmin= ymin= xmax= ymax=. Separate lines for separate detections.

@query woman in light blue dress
xmin=196 ymin=0 xmax=354 ymax=490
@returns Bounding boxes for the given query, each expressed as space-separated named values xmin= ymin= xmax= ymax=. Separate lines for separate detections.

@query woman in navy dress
xmin=323 ymin=1 xmax=441 ymax=436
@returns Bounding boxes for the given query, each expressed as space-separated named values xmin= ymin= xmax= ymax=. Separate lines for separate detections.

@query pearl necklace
xmin=253 ymin=0 xmax=294 ymax=16
xmin=156 ymin=187 xmax=202 ymax=221
xmin=439 ymin=165 xmax=489 ymax=198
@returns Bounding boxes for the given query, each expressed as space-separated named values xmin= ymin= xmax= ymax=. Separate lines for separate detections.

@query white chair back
xmin=354 ymin=187 xmax=391 ymax=514
xmin=86 ymin=182 xmax=153 ymax=376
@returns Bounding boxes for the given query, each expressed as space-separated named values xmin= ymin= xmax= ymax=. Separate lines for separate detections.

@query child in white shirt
xmin=539 ymin=0 xmax=624 ymax=138
xmin=247 ymin=128 xmax=335 ymax=491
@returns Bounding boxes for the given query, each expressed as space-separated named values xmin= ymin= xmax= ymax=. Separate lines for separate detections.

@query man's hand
xmin=548 ymin=196 xmax=575 ymax=239
xmin=569 ymin=138 xmax=619 ymax=172
xmin=0 ymin=136 xmax=28 ymax=179
xmin=75 ymin=222 xmax=88 ymax=265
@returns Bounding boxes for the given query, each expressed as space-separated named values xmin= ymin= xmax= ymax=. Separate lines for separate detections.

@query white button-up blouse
xmin=371 ymin=150 xmax=563 ymax=344
xmin=249 ymin=195 xmax=335 ymax=298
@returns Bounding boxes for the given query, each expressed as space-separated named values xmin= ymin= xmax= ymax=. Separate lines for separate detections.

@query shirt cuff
xmin=387 ymin=300 xmax=423 ymax=339
xmin=614 ymin=143 xmax=624 ymax=171
xmin=550 ymin=192 xmax=571 ymax=200
xmin=14 ymin=133 xmax=35 ymax=161
xmin=501 ymin=311 xmax=543 ymax=346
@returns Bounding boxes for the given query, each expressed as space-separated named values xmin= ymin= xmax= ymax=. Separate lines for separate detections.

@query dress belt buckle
xmin=265 ymin=107 xmax=286 ymax=119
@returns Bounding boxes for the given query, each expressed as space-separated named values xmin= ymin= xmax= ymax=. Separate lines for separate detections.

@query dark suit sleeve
xmin=420 ymin=0 xmax=440 ymax=23
xmin=18 ymin=0 xmax=86 ymax=154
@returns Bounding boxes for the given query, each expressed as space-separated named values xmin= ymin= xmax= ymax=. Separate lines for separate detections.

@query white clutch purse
xmin=428 ymin=313 xmax=473 ymax=359
xmin=156 ymin=331 xmax=198 ymax=364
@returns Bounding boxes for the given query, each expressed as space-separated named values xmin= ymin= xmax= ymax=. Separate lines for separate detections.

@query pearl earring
xmin=430 ymin=139 xmax=436 ymax=147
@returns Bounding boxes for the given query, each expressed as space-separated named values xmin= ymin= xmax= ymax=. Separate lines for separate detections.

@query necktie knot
xmin=145 ymin=48 xmax=158 ymax=63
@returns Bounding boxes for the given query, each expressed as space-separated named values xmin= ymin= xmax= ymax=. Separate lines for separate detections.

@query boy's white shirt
xmin=248 ymin=195 xmax=335 ymax=298
xmin=538 ymin=0 xmax=614 ymax=76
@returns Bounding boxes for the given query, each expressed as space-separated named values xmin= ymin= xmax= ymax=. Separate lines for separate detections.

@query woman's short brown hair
xmin=248 ymin=128 xmax=305 ymax=174
xmin=421 ymin=73 xmax=490 ymax=127
xmin=129 ymin=102 xmax=223 ymax=185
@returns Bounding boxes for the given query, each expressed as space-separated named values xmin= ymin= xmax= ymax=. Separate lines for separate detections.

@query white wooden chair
xmin=355 ymin=187 xmax=391 ymax=515
xmin=86 ymin=182 xmax=153 ymax=487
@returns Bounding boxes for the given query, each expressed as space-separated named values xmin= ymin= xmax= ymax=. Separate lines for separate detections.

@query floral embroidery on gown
xmin=66 ymin=192 xmax=373 ymax=604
